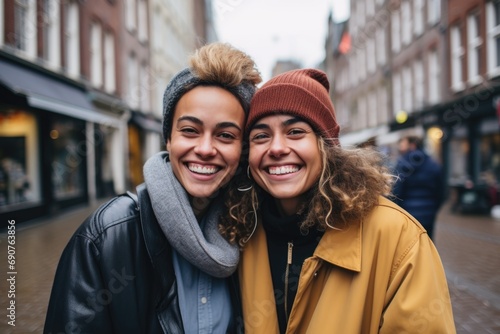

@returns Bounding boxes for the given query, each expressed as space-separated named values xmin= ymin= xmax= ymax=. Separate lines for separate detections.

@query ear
xmin=166 ymin=141 xmax=171 ymax=152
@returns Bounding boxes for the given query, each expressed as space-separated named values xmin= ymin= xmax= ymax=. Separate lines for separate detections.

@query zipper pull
xmin=287 ymin=242 xmax=293 ymax=265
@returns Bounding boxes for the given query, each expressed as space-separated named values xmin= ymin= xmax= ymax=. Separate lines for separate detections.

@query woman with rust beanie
xmin=220 ymin=69 xmax=456 ymax=333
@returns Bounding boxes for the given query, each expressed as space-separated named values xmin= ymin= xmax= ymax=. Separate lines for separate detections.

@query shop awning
xmin=130 ymin=111 xmax=162 ymax=133
xmin=0 ymin=58 xmax=119 ymax=125
xmin=339 ymin=125 xmax=390 ymax=147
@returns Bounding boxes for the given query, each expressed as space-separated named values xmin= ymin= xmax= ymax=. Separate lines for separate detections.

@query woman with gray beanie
xmin=44 ymin=42 xmax=261 ymax=334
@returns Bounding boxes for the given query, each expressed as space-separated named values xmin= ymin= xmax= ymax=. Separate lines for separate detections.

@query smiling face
xmin=166 ymin=86 xmax=245 ymax=200
xmin=248 ymin=114 xmax=322 ymax=215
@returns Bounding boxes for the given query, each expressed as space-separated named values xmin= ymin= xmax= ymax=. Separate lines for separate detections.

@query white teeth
xmin=188 ymin=164 xmax=218 ymax=174
xmin=269 ymin=166 xmax=299 ymax=175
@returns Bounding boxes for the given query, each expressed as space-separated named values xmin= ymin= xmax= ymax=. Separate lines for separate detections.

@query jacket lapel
xmin=314 ymin=220 xmax=362 ymax=272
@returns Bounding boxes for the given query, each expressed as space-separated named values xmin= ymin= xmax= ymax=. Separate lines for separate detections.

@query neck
xmin=275 ymin=197 xmax=304 ymax=217
xmin=190 ymin=197 xmax=212 ymax=221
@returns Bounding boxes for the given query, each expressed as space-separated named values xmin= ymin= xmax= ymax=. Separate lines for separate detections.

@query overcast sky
xmin=214 ymin=0 xmax=350 ymax=82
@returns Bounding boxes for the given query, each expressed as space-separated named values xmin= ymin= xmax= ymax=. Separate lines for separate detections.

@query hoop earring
xmin=237 ymin=166 xmax=253 ymax=192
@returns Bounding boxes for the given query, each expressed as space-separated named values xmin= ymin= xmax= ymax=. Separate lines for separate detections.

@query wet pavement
xmin=1 ymin=199 xmax=500 ymax=333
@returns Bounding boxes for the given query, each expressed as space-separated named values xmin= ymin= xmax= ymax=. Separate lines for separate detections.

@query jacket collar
xmin=313 ymin=219 xmax=362 ymax=272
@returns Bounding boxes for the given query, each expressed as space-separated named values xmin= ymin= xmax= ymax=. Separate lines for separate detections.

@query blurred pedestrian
xmin=220 ymin=69 xmax=455 ymax=333
xmin=392 ymin=135 xmax=445 ymax=240
xmin=44 ymin=42 xmax=261 ymax=333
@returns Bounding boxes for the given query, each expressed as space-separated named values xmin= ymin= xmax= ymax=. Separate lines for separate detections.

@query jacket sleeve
xmin=44 ymin=231 xmax=113 ymax=334
xmin=380 ymin=235 xmax=456 ymax=334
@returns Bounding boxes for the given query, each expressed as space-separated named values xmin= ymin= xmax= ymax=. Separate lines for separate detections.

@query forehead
xmin=174 ymin=86 xmax=245 ymax=121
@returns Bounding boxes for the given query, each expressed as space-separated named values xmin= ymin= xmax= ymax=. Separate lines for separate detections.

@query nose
xmin=194 ymin=134 xmax=216 ymax=158
xmin=268 ymin=134 xmax=289 ymax=158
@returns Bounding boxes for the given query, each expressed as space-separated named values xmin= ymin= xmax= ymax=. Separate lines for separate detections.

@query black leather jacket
xmin=44 ymin=184 xmax=242 ymax=334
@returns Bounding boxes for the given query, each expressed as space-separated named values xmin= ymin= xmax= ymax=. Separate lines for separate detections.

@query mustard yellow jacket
xmin=239 ymin=197 xmax=456 ymax=333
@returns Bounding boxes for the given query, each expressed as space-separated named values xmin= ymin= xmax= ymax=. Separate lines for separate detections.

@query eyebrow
xmin=177 ymin=116 xmax=242 ymax=132
xmin=250 ymin=116 xmax=304 ymax=131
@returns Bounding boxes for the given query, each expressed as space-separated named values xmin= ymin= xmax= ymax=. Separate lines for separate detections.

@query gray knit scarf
xmin=143 ymin=152 xmax=239 ymax=278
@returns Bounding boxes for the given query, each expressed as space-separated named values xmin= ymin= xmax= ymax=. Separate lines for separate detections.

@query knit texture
xmin=162 ymin=68 xmax=256 ymax=143
xmin=143 ymin=151 xmax=239 ymax=278
xmin=247 ymin=68 xmax=339 ymax=145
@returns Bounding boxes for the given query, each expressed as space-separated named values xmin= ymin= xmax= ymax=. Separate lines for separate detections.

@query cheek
xmin=248 ymin=147 xmax=261 ymax=169
xmin=309 ymin=156 xmax=323 ymax=181
xmin=224 ymin=146 xmax=243 ymax=170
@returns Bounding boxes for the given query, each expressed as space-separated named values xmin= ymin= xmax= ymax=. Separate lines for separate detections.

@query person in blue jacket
xmin=392 ymin=135 xmax=444 ymax=240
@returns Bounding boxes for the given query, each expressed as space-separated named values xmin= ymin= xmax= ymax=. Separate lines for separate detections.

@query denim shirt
xmin=172 ymin=221 xmax=233 ymax=333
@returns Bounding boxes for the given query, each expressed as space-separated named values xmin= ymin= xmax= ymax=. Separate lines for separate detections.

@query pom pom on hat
xmin=247 ymin=68 xmax=339 ymax=145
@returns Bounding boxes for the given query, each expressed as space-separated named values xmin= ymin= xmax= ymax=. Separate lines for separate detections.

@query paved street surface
xmin=1 ymin=199 xmax=500 ymax=333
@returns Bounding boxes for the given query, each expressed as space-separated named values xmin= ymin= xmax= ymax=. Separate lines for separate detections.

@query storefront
xmin=0 ymin=55 xmax=126 ymax=227
xmin=0 ymin=108 xmax=42 ymax=212
xmin=128 ymin=111 xmax=162 ymax=189
xmin=419 ymin=87 xmax=500 ymax=214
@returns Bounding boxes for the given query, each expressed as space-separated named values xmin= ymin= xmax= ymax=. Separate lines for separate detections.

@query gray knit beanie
xmin=162 ymin=68 xmax=257 ymax=143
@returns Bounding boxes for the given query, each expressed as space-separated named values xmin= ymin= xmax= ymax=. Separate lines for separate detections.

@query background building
xmin=0 ymin=0 xmax=215 ymax=227
xmin=325 ymin=0 xmax=500 ymax=213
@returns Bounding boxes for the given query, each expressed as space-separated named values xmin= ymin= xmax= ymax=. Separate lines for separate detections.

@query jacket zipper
xmin=284 ymin=241 xmax=293 ymax=322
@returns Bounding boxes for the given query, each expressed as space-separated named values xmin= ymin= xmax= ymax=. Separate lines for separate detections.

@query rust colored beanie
xmin=247 ymin=68 xmax=339 ymax=145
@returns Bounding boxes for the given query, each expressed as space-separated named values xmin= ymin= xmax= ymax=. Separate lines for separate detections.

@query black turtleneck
xmin=261 ymin=196 xmax=323 ymax=334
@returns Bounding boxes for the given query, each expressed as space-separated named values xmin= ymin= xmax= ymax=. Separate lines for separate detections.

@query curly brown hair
xmin=219 ymin=137 xmax=394 ymax=248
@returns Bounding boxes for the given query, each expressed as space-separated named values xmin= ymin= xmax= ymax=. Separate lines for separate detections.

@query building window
xmin=138 ymin=0 xmax=148 ymax=42
xmin=0 ymin=0 xmax=4 ymax=45
xmin=391 ymin=9 xmax=401 ymax=53
xmin=367 ymin=37 xmax=376 ymax=74
xmin=64 ymin=1 xmax=80 ymax=78
xmin=413 ymin=60 xmax=424 ymax=109
xmin=366 ymin=0 xmax=375 ymax=17
xmin=392 ymin=72 xmax=402 ymax=116
xmin=155 ymin=76 xmax=167 ymax=116
xmin=401 ymin=1 xmax=412 ymax=46
xmin=368 ymin=91 xmax=377 ymax=127
xmin=42 ymin=0 xmax=61 ymax=68
xmin=104 ymin=32 xmax=116 ymax=94
xmin=140 ymin=63 xmax=150 ymax=111
xmin=127 ymin=54 xmax=139 ymax=109
xmin=152 ymin=10 xmax=162 ymax=51
xmin=402 ymin=65 xmax=413 ymax=112
xmin=427 ymin=0 xmax=441 ymax=25
xmin=358 ymin=48 xmax=366 ymax=81
xmin=51 ymin=117 xmax=86 ymax=200
xmin=487 ymin=1 xmax=500 ymax=77
xmin=358 ymin=0 xmax=365 ymax=27
xmin=14 ymin=0 xmax=36 ymax=58
xmin=376 ymin=27 xmax=386 ymax=65
xmin=90 ymin=22 xmax=103 ymax=88
xmin=451 ymin=25 xmax=465 ymax=91
xmin=125 ymin=0 xmax=137 ymax=32
xmin=0 ymin=109 xmax=42 ymax=208
xmin=349 ymin=57 xmax=356 ymax=86
xmin=428 ymin=51 xmax=440 ymax=104
xmin=378 ymin=86 xmax=388 ymax=123
xmin=467 ymin=13 xmax=482 ymax=85
xmin=414 ymin=0 xmax=424 ymax=36
xmin=358 ymin=95 xmax=368 ymax=130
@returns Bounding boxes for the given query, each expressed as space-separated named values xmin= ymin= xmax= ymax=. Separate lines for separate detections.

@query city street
xmin=0 ymin=199 xmax=499 ymax=333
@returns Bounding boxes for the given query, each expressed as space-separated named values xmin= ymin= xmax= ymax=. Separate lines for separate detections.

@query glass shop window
xmin=50 ymin=117 xmax=86 ymax=200
xmin=0 ymin=109 xmax=41 ymax=209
